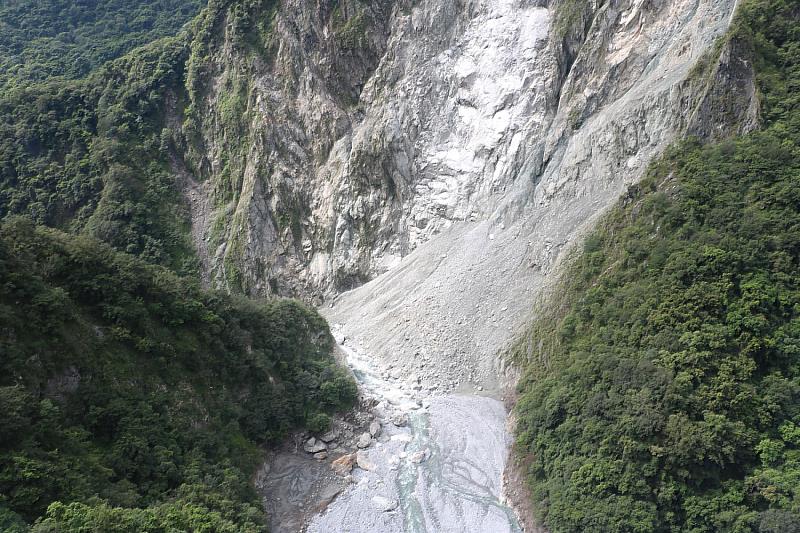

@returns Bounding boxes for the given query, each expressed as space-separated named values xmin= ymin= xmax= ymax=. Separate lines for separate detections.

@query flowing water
xmin=308 ymin=342 xmax=522 ymax=533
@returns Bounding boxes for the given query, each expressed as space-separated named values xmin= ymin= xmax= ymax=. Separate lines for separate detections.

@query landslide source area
xmin=180 ymin=0 xmax=745 ymax=394
xmin=175 ymin=0 xmax=751 ymax=531
xmin=177 ymin=0 xmax=750 ymax=530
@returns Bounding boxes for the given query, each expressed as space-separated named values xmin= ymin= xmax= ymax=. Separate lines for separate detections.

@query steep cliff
xmin=185 ymin=0 xmax=744 ymax=298
xmin=134 ymin=0 xmax=752 ymax=398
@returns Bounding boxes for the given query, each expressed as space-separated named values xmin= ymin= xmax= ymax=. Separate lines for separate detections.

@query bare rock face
xmin=322 ymin=0 xmax=744 ymax=393
xmin=178 ymin=0 xmax=744 ymax=395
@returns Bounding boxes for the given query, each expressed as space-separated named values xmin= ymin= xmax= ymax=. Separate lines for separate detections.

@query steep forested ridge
xmin=514 ymin=1 xmax=800 ymax=531
xmin=0 ymin=0 xmax=295 ymax=278
xmin=0 ymin=2 xmax=359 ymax=531
xmin=0 ymin=220 xmax=357 ymax=531
xmin=0 ymin=35 xmax=199 ymax=274
xmin=0 ymin=0 xmax=206 ymax=89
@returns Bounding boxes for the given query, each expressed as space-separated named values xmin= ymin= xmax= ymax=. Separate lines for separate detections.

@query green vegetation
xmin=0 ymin=35 xmax=199 ymax=274
xmin=0 ymin=0 xmax=287 ymax=283
xmin=0 ymin=3 xmax=363 ymax=530
xmin=0 ymin=0 xmax=206 ymax=89
xmin=0 ymin=219 xmax=357 ymax=530
xmin=514 ymin=1 xmax=800 ymax=531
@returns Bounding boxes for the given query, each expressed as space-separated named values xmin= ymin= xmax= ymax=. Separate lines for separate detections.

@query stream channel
xmin=307 ymin=340 xmax=522 ymax=533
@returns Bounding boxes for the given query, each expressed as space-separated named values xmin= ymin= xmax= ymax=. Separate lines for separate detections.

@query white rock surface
xmin=324 ymin=0 xmax=738 ymax=394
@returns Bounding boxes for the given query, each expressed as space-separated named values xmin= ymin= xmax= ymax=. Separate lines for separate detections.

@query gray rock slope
xmin=323 ymin=0 xmax=744 ymax=393
xmin=184 ymin=0 xmax=749 ymax=393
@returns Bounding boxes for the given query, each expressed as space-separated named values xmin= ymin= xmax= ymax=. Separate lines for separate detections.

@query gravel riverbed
xmin=307 ymin=340 xmax=522 ymax=533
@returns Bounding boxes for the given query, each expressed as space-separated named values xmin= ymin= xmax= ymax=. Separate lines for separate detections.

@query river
xmin=307 ymin=342 xmax=522 ymax=533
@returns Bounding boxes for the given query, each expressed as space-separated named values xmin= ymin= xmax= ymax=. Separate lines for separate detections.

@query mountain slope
xmin=0 ymin=219 xmax=356 ymax=530
xmin=513 ymin=1 xmax=800 ymax=530
xmin=0 ymin=0 xmax=206 ymax=88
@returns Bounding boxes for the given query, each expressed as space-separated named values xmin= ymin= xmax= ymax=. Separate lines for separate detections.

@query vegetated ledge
xmin=507 ymin=0 xmax=800 ymax=530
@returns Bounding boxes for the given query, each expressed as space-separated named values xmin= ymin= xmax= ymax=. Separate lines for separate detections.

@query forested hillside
xmin=0 ymin=219 xmax=356 ymax=531
xmin=0 ymin=35 xmax=198 ymax=274
xmin=0 ymin=3 xmax=360 ymax=530
xmin=0 ymin=0 xmax=282 ymax=278
xmin=0 ymin=0 xmax=205 ymax=88
xmin=514 ymin=1 xmax=800 ymax=531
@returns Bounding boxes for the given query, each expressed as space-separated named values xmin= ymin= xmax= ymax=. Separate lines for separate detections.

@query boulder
xmin=371 ymin=496 xmax=399 ymax=512
xmin=410 ymin=449 xmax=429 ymax=464
xmin=304 ymin=437 xmax=326 ymax=454
xmin=320 ymin=430 xmax=339 ymax=443
xmin=356 ymin=450 xmax=376 ymax=471
xmin=331 ymin=453 xmax=356 ymax=476
xmin=314 ymin=451 xmax=328 ymax=460
xmin=356 ymin=432 xmax=372 ymax=449
xmin=369 ymin=420 xmax=382 ymax=438
xmin=391 ymin=412 xmax=409 ymax=427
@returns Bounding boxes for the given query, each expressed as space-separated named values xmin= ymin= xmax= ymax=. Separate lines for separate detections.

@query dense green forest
xmin=514 ymin=1 xmax=800 ymax=531
xmin=0 ymin=35 xmax=199 ymax=274
xmin=0 ymin=0 xmax=280 ymax=279
xmin=0 ymin=219 xmax=357 ymax=531
xmin=0 ymin=0 xmax=206 ymax=89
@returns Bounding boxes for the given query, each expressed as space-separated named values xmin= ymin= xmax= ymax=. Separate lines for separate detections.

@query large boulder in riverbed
xmin=304 ymin=437 xmax=327 ymax=454
xmin=356 ymin=450 xmax=376 ymax=471
xmin=331 ymin=453 xmax=356 ymax=476
xmin=356 ymin=432 xmax=372 ymax=449
xmin=371 ymin=496 xmax=398 ymax=512
xmin=391 ymin=412 xmax=408 ymax=427
xmin=410 ymin=449 xmax=429 ymax=464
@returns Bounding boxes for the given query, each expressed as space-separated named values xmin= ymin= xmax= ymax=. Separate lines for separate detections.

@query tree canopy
xmin=514 ymin=1 xmax=800 ymax=531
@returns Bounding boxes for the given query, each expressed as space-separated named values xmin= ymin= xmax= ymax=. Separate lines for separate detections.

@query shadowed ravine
xmin=308 ymin=341 xmax=522 ymax=532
